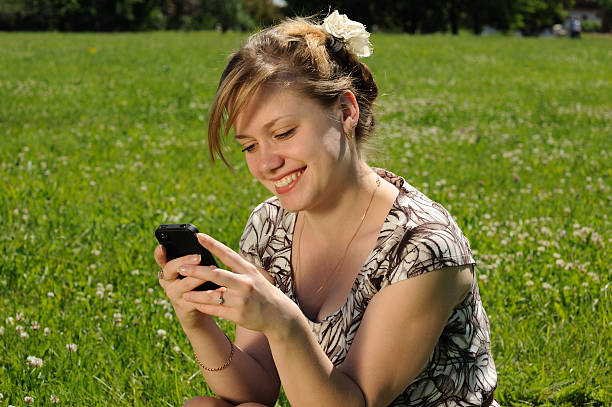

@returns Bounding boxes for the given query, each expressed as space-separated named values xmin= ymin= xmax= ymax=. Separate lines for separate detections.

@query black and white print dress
xmin=239 ymin=168 xmax=498 ymax=407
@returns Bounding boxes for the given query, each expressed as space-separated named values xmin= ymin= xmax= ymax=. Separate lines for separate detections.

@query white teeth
xmin=274 ymin=170 xmax=303 ymax=188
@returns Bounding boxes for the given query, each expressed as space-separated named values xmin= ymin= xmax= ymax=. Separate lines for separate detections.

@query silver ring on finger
xmin=158 ymin=270 xmax=164 ymax=280
xmin=217 ymin=291 xmax=225 ymax=305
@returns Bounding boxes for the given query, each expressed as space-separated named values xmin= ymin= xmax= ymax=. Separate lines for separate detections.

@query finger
xmin=163 ymin=254 xmax=202 ymax=280
xmin=179 ymin=264 xmax=244 ymax=289
xmin=197 ymin=233 xmax=251 ymax=273
xmin=154 ymin=245 xmax=167 ymax=268
xmin=192 ymin=302 xmax=235 ymax=321
xmin=183 ymin=287 xmax=226 ymax=306
xmin=187 ymin=289 xmax=236 ymax=320
xmin=161 ymin=274 xmax=214 ymax=299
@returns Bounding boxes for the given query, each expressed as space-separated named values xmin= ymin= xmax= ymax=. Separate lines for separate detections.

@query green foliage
xmin=0 ymin=0 xmax=259 ymax=31
xmin=283 ymin=0 xmax=574 ymax=35
xmin=242 ymin=0 xmax=284 ymax=28
xmin=0 ymin=32 xmax=611 ymax=406
xmin=511 ymin=0 xmax=573 ymax=35
xmin=581 ymin=20 xmax=602 ymax=32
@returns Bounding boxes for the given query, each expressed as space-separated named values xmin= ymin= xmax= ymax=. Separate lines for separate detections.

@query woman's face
xmin=233 ymin=87 xmax=352 ymax=213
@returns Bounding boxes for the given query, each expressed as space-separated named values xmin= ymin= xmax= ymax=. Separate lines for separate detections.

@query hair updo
xmin=207 ymin=16 xmax=379 ymax=166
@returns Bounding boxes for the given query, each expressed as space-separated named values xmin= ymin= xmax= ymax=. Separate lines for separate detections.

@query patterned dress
xmin=239 ymin=168 xmax=498 ymax=406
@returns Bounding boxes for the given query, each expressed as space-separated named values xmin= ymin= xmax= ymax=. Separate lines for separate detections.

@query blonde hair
xmin=208 ymin=16 xmax=378 ymax=166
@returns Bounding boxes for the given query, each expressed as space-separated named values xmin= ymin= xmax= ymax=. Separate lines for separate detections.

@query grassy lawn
xmin=0 ymin=31 xmax=610 ymax=406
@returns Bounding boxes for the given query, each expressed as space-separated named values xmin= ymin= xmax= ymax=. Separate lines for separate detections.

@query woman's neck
xmin=300 ymin=161 xmax=379 ymax=238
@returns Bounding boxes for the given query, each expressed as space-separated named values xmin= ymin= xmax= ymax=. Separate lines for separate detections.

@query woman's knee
xmin=182 ymin=396 xmax=234 ymax=407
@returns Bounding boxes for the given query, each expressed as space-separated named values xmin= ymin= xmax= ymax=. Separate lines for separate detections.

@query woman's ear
xmin=338 ymin=90 xmax=360 ymax=134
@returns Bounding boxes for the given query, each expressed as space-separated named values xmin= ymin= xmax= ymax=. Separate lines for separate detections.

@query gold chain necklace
xmin=296 ymin=177 xmax=381 ymax=295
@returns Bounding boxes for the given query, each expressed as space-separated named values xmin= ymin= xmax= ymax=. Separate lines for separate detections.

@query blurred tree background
xmin=0 ymin=0 xmax=610 ymax=34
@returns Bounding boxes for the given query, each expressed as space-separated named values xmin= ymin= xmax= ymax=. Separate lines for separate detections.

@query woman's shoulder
xmin=374 ymin=168 xmax=475 ymax=280
xmin=376 ymin=168 xmax=459 ymax=230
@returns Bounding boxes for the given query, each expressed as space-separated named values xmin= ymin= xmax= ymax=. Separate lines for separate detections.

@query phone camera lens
xmin=160 ymin=232 xmax=167 ymax=240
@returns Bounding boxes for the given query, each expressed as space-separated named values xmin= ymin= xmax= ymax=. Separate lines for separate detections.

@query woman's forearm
xmin=266 ymin=312 xmax=366 ymax=407
xmin=183 ymin=319 xmax=280 ymax=406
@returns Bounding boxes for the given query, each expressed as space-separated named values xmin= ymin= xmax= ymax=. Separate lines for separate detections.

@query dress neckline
xmin=285 ymin=170 xmax=404 ymax=324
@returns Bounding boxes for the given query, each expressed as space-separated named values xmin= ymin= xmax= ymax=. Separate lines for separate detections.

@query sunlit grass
xmin=0 ymin=31 xmax=610 ymax=406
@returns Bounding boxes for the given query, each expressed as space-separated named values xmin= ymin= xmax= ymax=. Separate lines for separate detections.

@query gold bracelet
xmin=194 ymin=334 xmax=234 ymax=372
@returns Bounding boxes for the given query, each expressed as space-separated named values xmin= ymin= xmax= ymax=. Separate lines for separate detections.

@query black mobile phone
xmin=155 ymin=223 xmax=221 ymax=291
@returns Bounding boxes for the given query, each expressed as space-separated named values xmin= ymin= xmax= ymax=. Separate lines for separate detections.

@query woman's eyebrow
xmin=235 ymin=114 xmax=297 ymax=139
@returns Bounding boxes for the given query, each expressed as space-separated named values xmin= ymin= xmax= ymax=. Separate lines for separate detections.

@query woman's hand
xmin=154 ymin=245 xmax=219 ymax=331
xmin=178 ymin=233 xmax=300 ymax=336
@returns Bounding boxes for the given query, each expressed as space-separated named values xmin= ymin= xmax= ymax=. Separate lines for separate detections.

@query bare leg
xmin=182 ymin=396 xmax=269 ymax=407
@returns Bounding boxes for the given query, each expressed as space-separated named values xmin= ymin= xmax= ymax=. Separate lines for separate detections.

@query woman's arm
xmin=265 ymin=265 xmax=472 ymax=407
xmin=186 ymin=234 xmax=473 ymax=407
xmin=155 ymin=246 xmax=280 ymax=406
xmin=181 ymin=322 xmax=280 ymax=406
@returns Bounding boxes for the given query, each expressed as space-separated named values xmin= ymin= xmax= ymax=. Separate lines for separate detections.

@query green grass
xmin=0 ymin=31 xmax=610 ymax=406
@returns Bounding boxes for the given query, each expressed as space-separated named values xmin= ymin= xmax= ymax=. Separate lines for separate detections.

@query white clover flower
xmin=526 ymin=280 xmax=534 ymax=287
xmin=173 ymin=345 xmax=181 ymax=353
xmin=16 ymin=325 xmax=24 ymax=333
xmin=16 ymin=312 xmax=24 ymax=321
xmin=21 ymin=331 xmax=30 ymax=339
xmin=542 ymin=282 xmax=552 ymax=290
xmin=0 ymin=326 xmax=4 ymax=335
xmin=131 ymin=269 xmax=140 ymax=276
xmin=27 ymin=355 xmax=43 ymax=368
xmin=164 ymin=312 xmax=173 ymax=321
xmin=44 ymin=327 xmax=51 ymax=336
xmin=322 ymin=10 xmax=373 ymax=57
xmin=157 ymin=329 xmax=167 ymax=339
xmin=66 ymin=343 xmax=78 ymax=352
xmin=25 ymin=396 xmax=34 ymax=403
xmin=47 ymin=291 xmax=55 ymax=298
xmin=50 ymin=395 xmax=60 ymax=403
xmin=113 ymin=313 xmax=123 ymax=323
xmin=6 ymin=316 xmax=14 ymax=325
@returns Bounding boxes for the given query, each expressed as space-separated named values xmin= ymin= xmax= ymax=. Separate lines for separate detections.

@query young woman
xmin=155 ymin=11 xmax=498 ymax=407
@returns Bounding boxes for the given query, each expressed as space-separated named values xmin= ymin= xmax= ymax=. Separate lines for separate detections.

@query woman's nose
xmin=258 ymin=145 xmax=284 ymax=173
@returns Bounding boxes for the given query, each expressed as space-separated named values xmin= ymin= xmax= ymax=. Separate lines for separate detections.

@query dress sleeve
xmin=238 ymin=202 xmax=268 ymax=269
xmin=387 ymin=204 xmax=475 ymax=285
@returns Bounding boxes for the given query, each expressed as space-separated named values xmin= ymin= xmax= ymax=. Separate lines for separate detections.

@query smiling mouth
xmin=273 ymin=168 xmax=305 ymax=188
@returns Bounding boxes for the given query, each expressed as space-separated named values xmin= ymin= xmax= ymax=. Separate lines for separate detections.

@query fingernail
xmin=191 ymin=254 xmax=201 ymax=262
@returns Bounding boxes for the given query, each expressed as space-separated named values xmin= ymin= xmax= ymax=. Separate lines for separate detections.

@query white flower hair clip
xmin=322 ymin=10 xmax=373 ymax=58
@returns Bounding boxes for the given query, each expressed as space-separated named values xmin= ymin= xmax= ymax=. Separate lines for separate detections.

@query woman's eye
xmin=241 ymin=144 xmax=255 ymax=153
xmin=275 ymin=128 xmax=295 ymax=139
